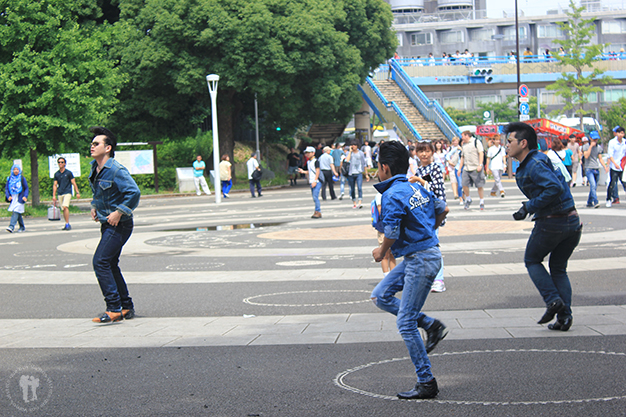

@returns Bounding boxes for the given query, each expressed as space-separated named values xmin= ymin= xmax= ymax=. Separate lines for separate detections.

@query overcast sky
xmin=486 ymin=0 xmax=621 ymax=18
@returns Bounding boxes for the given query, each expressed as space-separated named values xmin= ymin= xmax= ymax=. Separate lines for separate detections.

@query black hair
xmin=57 ymin=157 xmax=66 ymax=164
xmin=615 ymin=126 xmax=625 ymax=134
xmin=415 ymin=141 xmax=435 ymax=153
xmin=378 ymin=141 xmax=409 ymax=176
xmin=504 ymin=122 xmax=537 ymax=150
xmin=89 ymin=126 xmax=117 ymax=158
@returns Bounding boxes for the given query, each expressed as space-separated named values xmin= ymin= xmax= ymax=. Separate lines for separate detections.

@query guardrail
xmin=389 ymin=59 xmax=462 ymax=141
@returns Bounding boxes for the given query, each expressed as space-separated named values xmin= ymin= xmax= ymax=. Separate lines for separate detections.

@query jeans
xmin=454 ymin=168 xmax=462 ymax=197
xmin=249 ymin=179 xmax=262 ymax=197
xmin=607 ymin=169 xmax=626 ymax=201
xmin=221 ymin=179 xmax=232 ymax=196
xmin=340 ymin=174 xmax=346 ymax=195
xmin=346 ymin=173 xmax=363 ymax=202
xmin=585 ymin=168 xmax=599 ymax=206
xmin=524 ymin=215 xmax=582 ymax=317
xmin=93 ymin=220 xmax=135 ymax=312
xmin=311 ymin=182 xmax=321 ymax=212
xmin=8 ymin=211 xmax=25 ymax=231
xmin=371 ymin=246 xmax=441 ymax=382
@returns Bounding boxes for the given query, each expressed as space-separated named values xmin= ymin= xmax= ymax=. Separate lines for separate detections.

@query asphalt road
xmin=0 ymin=179 xmax=625 ymax=416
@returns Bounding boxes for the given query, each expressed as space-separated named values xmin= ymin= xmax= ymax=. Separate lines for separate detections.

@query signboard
xmin=115 ymin=150 xmax=154 ymax=174
xmin=48 ymin=153 xmax=81 ymax=178
xmin=523 ymin=118 xmax=584 ymax=137
xmin=519 ymin=102 xmax=530 ymax=115
xmin=519 ymin=84 xmax=529 ymax=97
xmin=476 ymin=125 xmax=499 ymax=136
xmin=520 ymin=115 xmax=530 ymax=121
xmin=482 ymin=111 xmax=492 ymax=120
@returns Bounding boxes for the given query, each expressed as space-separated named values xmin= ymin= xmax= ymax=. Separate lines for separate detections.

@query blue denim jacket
xmin=373 ymin=174 xmax=446 ymax=258
xmin=516 ymin=149 xmax=575 ymax=219
xmin=89 ymin=159 xmax=141 ymax=223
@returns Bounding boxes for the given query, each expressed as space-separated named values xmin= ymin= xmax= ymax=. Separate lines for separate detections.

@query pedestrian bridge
xmin=372 ymin=56 xmax=626 ymax=91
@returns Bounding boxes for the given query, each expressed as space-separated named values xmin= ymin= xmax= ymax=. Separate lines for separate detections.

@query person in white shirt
xmin=606 ymin=126 xmax=626 ymax=207
xmin=486 ymin=138 xmax=507 ymax=197
xmin=446 ymin=137 xmax=462 ymax=200
xmin=319 ymin=146 xmax=337 ymax=200
xmin=246 ymin=152 xmax=262 ymax=198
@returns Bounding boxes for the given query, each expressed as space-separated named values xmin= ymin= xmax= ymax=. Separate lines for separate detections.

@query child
xmin=370 ymin=141 xmax=449 ymax=400
xmin=372 ymin=191 xmax=396 ymax=275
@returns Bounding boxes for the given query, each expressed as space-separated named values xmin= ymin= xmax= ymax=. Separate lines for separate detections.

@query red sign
xmin=476 ymin=125 xmax=499 ymax=136
xmin=523 ymin=118 xmax=584 ymax=138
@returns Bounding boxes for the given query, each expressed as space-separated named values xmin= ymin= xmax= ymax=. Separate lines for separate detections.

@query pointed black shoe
xmin=548 ymin=315 xmax=573 ymax=331
xmin=397 ymin=378 xmax=438 ymax=400
xmin=538 ymin=299 xmax=565 ymax=324
xmin=425 ymin=320 xmax=448 ymax=353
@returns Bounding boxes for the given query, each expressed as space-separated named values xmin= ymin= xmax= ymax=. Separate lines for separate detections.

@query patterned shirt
xmin=416 ymin=162 xmax=446 ymax=202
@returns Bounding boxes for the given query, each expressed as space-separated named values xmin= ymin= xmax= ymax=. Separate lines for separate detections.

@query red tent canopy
xmin=523 ymin=118 xmax=584 ymax=140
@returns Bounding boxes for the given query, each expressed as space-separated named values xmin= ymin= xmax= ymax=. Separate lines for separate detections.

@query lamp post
xmin=254 ymin=93 xmax=261 ymax=160
xmin=515 ymin=0 xmax=521 ymax=121
xmin=206 ymin=74 xmax=221 ymax=204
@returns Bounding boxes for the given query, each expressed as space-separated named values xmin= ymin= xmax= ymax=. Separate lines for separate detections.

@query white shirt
xmin=607 ymin=136 xmax=626 ymax=171
xmin=487 ymin=145 xmax=505 ymax=171
xmin=246 ymin=157 xmax=259 ymax=179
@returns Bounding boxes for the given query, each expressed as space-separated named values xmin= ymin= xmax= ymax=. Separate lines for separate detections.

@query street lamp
xmin=206 ymin=74 xmax=221 ymax=204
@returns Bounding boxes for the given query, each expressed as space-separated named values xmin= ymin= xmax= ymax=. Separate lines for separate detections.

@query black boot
xmin=538 ymin=298 xmax=564 ymax=324
xmin=397 ymin=378 xmax=438 ymax=400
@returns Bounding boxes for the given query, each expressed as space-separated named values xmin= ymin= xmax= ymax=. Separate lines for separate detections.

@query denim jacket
xmin=516 ymin=149 xmax=575 ymax=219
xmin=373 ymin=174 xmax=446 ymax=258
xmin=89 ymin=158 xmax=141 ymax=223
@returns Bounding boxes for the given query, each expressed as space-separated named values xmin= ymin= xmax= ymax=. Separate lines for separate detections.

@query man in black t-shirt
xmin=286 ymin=148 xmax=301 ymax=186
xmin=52 ymin=157 xmax=81 ymax=230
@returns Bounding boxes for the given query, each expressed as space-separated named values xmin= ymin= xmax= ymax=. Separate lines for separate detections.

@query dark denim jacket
xmin=516 ymin=149 xmax=575 ymax=219
xmin=373 ymin=174 xmax=447 ymax=258
xmin=89 ymin=159 xmax=141 ymax=223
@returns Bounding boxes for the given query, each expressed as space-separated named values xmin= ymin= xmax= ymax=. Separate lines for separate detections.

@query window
xmin=541 ymin=91 xmax=565 ymax=105
xmin=605 ymin=88 xmax=626 ymax=102
xmin=396 ymin=33 xmax=403 ymax=47
xmin=538 ymin=24 xmax=564 ymax=38
xmin=603 ymin=20 xmax=626 ymax=34
xmin=475 ymin=95 xmax=501 ymax=105
xmin=443 ymin=97 xmax=467 ymax=109
xmin=411 ymin=33 xmax=433 ymax=46
xmin=470 ymin=28 xmax=495 ymax=42
xmin=440 ymin=30 xmax=464 ymax=44
xmin=503 ymin=26 xmax=527 ymax=41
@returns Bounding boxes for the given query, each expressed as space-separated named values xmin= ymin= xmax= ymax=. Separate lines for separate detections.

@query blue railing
xmin=389 ymin=59 xmax=462 ymax=141
xmin=362 ymin=79 xmax=422 ymax=141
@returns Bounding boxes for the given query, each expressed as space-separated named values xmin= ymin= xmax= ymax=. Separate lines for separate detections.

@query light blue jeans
xmin=347 ymin=173 xmax=363 ymax=202
xmin=585 ymin=168 xmax=599 ymax=206
xmin=371 ymin=246 xmax=441 ymax=382
xmin=8 ymin=211 xmax=25 ymax=231
xmin=311 ymin=182 xmax=321 ymax=212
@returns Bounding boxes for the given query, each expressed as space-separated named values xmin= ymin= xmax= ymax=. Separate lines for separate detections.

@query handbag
xmin=48 ymin=205 xmax=61 ymax=221
xmin=252 ymin=168 xmax=262 ymax=180
xmin=341 ymin=161 xmax=350 ymax=176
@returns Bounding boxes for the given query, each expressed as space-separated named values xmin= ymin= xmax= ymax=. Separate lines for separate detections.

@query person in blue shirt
xmin=505 ymin=122 xmax=581 ymax=332
xmin=370 ymin=140 xmax=449 ymax=400
xmin=89 ymin=126 xmax=141 ymax=324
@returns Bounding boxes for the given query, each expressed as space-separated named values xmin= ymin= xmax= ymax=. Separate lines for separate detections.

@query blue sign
xmin=519 ymin=102 xmax=530 ymax=115
xmin=519 ymin=84 xmax=529 ymax=97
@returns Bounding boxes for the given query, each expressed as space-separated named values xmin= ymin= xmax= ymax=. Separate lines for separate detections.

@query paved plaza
xmin=0 ymin=179 xmax=625 ymax=416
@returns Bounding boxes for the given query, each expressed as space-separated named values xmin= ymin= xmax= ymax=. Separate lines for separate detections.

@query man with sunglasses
xmin=52 ymin=157 xmax=81 ymax=230
xmin=505 ymin=122 xmax=581 ymax=332
xmin=89 ymin=127 xmax=141 ymax=324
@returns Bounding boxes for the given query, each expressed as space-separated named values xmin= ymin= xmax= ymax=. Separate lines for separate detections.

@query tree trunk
xmin=217 ymin=89 xmax=243 ymax=184
xmin=29 ymin=148 xmax=40 ymax=207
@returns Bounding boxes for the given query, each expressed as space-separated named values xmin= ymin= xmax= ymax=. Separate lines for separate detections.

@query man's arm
xmin=477 ymin=150 xmax=484 ymax=171
xmin=71 ymin=178 xmax=81 ymax=199
xmin=373 ymin=237 xmax=396 ymax=263
xmin=434 ymin=206 xmax=449 ymax=229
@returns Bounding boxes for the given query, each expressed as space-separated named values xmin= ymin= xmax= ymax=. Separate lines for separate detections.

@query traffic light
xmin=473 ymin=67 xmax=493 ymax=76
xmin=276 ymin=126 xmax=281 ymax=131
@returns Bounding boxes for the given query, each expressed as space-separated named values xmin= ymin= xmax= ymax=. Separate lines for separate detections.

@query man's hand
xmin=107 ymin=210 xmax=122 ymax=226
xmin=477 ymin=164 xmax=483 ymax=172
xmin=91 ymin=208 xmax=98 ymax=222
xmin=52 ymin=197 xmax=57 ymax=206
xmin=372 ymin=246 xmax=385 ymax=263
xmin=311 ymin=181 xmax=317 ymax=188
xmin=513 ymin=203 xmax=528 ymax=221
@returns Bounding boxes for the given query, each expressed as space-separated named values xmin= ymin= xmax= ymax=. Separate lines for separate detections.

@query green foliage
xmin=446 ymin=95 xmax=546 ymax=126
xmin=599 ymin=98 xmax=626 ymax=141
xmin=111 ymin=0 xmax=397 ymax=147
xmin=546 ymin=0 xmax=619 ymax=122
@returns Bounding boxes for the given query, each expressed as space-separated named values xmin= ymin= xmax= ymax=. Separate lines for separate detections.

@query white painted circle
xmin=243 ymin=290 xmax=371 ymax=307
xmin=275 ymin=260 xmax=326 ymax=266
xmin=6 ymin=366 xmax=53 ymax=412
xmin=334 ymin=349 xmax=626 ymax=404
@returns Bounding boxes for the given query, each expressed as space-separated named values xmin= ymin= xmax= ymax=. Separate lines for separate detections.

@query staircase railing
xmin=360 ymin=81 xmax=422 ymax=142
xmin=390 ymin=59 xmax=462 ymax=141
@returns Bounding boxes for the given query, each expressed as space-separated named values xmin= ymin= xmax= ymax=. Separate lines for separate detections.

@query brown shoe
xmin=92 ymin=311 xmax=123 ymax=323
xmin=311 ymin=211 xmax=322 ymax=218
xmin=490 ymin=192 xmax=496 ymax=197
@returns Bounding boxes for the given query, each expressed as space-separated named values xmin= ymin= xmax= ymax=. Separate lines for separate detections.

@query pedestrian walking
xmin=582 ymin=132 xmax=607 ymax=208
xmin=605 ymin=126 xmax=626 ymax=207
xmin=486 ymin=138 xmax=507 ymax=197
xmin=346 ymin=141 xmax=367 ymax=209
xmin=5 ymin=165 xmax=28 ymax=233
xmin=286 ymin=147 xmax=301 ymax=186
xmin=88 ymin=126 xmax=141 ymax=323
xmin=247 ymin=152 xmax=262 ymax=198
xmin=370 ymin=140 xmax=449 ymax=399
xmin=219 ymin=154 xmax=232 ymax=198
xmin=459 ymin=131 xmax=486 ymax=210
xmin=506 ymin=122 xmax=581 ymax=332
xmin=52 ymin=157 xmax=81 ymax=230
xmin=298 ymin=146 xmax=323 ymax=218
xmin=192 ymin=155 xmax=211 ymax=196
xmin=319 ymin=146 xmax=337 ymax=200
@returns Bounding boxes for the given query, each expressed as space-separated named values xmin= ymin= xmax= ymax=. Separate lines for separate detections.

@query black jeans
xmin=607 ymin=169 xmax=626 ymax=201
xmin=320 ymin=170 xmax=336 ymax=200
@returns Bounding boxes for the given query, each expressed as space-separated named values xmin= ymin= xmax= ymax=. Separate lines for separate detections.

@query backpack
xmin=371 ymin=199 xmax=382 ymax=232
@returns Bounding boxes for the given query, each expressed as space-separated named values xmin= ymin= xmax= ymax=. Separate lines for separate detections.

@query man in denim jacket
xmin=505 ymin=122 xmax=581 ymax=332
xmin=89 ymin=126 xmax=141 ymax=324
xmin=371 ymin=141 xmax=449 ymax=400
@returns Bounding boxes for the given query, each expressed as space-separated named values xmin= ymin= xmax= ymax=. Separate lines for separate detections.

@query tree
xmin=546 ymin=0 xmax=618 ymax=130
xmin=0 ymin=0 xmax=123 ymax=205
xmin=111 ymin=0 xmax=396 ymax=162
xmin=599 ymin=97 xmax=626 ymax=141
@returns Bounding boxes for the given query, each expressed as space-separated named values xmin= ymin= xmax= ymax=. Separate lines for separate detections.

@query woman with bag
xmin=346 ymin=141 xmax=367 ymax=209
xmin=5 ymin=165 xmax=29 ymax=233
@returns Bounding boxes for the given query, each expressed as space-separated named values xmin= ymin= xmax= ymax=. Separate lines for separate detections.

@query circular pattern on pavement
xmin=334 ymin=349 xmax=626 ymax=404
xmin=258 ymin=221 xmax=532 ymax=241
xmin=243 ymin=290 xmax=371 ymax=307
